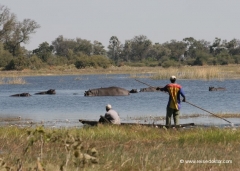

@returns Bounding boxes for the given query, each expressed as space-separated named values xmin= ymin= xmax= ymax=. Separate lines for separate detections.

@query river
xmin=1 ymin=74 xmax=240 ymax=127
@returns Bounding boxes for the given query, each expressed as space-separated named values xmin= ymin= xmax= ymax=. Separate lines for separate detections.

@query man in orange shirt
xmin=159 ymin=76 xmax=186 ymax=127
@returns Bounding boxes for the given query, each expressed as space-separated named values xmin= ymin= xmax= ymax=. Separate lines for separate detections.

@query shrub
xmin=215 ymin=51 xmax=234 ymax=65
xmin=27 ymin=55 xmax=44 ymax=70
xmin=143 ymin=60 xmax=159 ymax=67
xmin=0 ymin=43 xmax=14 ymax=67
xmin=161 ymin=60 xmax=179 ymax=68
xmin=5 ymin=56 xmax=27 ymax=71
xmin=91 ymin=55 xmax=111 ymax=68
xmin=75 ymin=57 xmax=92 ymax=69
xmin=125 ymin=62 xmax=145 ymax=67
xmin=233 ymin=55 xmax=240 ymax=64
xmin=75 ymin=55 xmax=111 ymax=69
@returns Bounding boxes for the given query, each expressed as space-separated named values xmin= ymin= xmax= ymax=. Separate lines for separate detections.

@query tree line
xmin=1 ymin=4 xmax=240 ymax=71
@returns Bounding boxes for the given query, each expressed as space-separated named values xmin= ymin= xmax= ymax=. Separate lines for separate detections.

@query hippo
xmin=209 ymin=87 xmax=226 ymax=91
xmin=35 ymin=89 xmax=56 ymax=95
xmin=140 ymin=87 xmax=161 ymax=92
xmin=84 ymin=86 xmax=130 ymax=96
xmin=10 ymin=93 xmax=31 ymax=97
xmin=129 ymin=89 xmax=138 ymax=93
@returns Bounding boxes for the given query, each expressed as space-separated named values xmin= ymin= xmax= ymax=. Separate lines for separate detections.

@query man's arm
xmin=156 ymin=86 xmax=167 ymax=92
xmin=105 ymin=113 xmax=113 ymax=120
xmin=180 ymin=88 xmax=186 ymax=102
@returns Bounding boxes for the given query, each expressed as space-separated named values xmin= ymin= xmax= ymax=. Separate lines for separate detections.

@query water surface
xmin=1 ymin=74 xmax=240 ymax=127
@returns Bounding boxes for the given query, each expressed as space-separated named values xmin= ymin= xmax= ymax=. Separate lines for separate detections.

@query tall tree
xmin=146 ymin=43 xmax=171 ymax=61
xmin=183 ymin=37 xmax=210 ymax=59
xmin=52 ymin=35 xmax=76 ymax=57
xmin=92 ymin=40 xmax=106 ymax=55
xmin=122 ymin=40 xmax=131 ymax=62
xmin=0 ymin=42 xmax=13 ymax=67
xmin=209 ymin=37 xmax=227 ymax=56
xmin=75 ymin=38 xmax=92 ymax=56
xmin=0 ymin=5 xmax=16 ymax=41
xmin=108 ymin=36 xmax=121 ymax=64
xmin=52 ymin=36 xmax=93 ymax=57
xmin=0 ymin=6 xmax=40 ymax=56
xmin=129 ymin=35 xmax=152 ymax=61
xmin=163 ymin=40 xmax=186 ymax=61
xmin=226 ymin=39 xmax=240 ymax=56
xmin=33 ymin=42 xmax=54 ymax=62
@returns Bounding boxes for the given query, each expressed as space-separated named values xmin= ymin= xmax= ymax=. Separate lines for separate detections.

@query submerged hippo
xmin=35 ymin=89 xmax=56 ymax=95
xmin=10 ymin=93 xmax=31 ymax=97
xmin=84 ymin=86 xmax=130 ymax=96
xmin=140 ymin=87 xmax=160 ymax=92
xmin=129 ymin=89 xmax=138 ymax=93
xmin=209 ymin=87 xmax=226 ymax=91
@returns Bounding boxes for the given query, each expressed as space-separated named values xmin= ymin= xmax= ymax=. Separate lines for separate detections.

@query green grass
xmin=0 ymin=125 xmax=239 ymax=170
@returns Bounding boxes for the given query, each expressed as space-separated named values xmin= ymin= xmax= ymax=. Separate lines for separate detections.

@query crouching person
xmin=99 ymin=104 xmax=121 ymax=125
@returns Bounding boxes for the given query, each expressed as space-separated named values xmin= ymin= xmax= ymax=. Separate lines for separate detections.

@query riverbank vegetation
xmin=0 ymin=65 xmax=240 ymax=82
xmin=1 ymin=4 xmax=240 ymax=74
xmin=0 ymin=125 xmax=239 ymax=170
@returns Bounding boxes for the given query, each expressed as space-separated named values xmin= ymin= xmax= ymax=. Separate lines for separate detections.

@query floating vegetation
xmin=127 ymin=113 xmax=240 ymax=122
xmin=214 ymin=113 xmax=240 ymax=118
xmin=74 ymin=76 xmax=88 ymax=80
xmin=127 ymin=114 xmax=202 ymax=122
xmin=129 ymin=73 xmax=156 ymax=78
xmin=0 ymin=76 xmax=27 ymax=84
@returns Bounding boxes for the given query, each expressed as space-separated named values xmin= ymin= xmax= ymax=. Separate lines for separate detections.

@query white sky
xmin=1 ymin=0 xmax=240 ymax=50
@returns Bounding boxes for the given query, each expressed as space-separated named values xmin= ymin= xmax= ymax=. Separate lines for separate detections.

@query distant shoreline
xmin=1 ymin=113 xmax=240 ymax=128
xmin=0 ymin=65 xmax=240 ymax=80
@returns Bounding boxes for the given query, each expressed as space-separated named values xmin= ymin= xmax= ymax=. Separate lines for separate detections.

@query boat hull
xmin=79 ymin=119 xmax=195 ymax=128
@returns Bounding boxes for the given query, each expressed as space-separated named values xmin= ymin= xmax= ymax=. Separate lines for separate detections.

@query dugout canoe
xmin=79 ymin=119 xmax=195 ymax=128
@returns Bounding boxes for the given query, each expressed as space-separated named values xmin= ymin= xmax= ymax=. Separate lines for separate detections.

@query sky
xmin=1 ymin=0 xmax=240 ymax=51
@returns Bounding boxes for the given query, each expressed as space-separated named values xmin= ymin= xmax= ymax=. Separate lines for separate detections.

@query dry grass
xmin=0 ymin=76 xmax=26 ymax=84
xmin=0 ymin=125 xmax=239 ymax=170
xmin=0 ymin=65 xmax=240 ymax=80
xmin=151 ymin=65 xmax=240 ymax=80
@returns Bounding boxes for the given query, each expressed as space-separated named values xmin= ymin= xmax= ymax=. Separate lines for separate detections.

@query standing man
xmin=158 ymin=76 xmax=186 ymax=127
xmin=99 ymin=104 xmax=121 ymax=125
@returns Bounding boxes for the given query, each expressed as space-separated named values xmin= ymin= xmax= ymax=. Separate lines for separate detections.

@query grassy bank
xmin=0 ymin=64 xmax=240 ymax=80
xmin=0 ymin=125 xmax=239 ymax=170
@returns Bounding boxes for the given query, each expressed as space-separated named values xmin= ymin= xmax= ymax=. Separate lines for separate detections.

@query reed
xmin=0 ymin=65 xmax=239 ymax=80
xmin=0 ymin=76 xmax=26 ymax=84
xmin=152 ymin=66 xmax=226 ymax=80
xmin=0 ymin=77 xmax=5 ymax=84
xmin=128 ymin=113 xmax=240 ymax=123
xmin=6 ymin=76 xmax=26 ymax=84
xmin=0 ymin=125 xmax=239 ymax=170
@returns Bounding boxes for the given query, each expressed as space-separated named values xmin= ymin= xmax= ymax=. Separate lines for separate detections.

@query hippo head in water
xmin=10 ymin=93 xmax=31 ymax=97
xmin=84 ymin=89 xmax=96 ymax=96
xmin=46 ymin=89 xmax=56 ymax=94
xmin=209 ymin=87 xmax=226 ymax=91
xmin=35 ymin=89 xmax=56 ymax=95
xmin=129 ymin=89 xmax=138 ymax=93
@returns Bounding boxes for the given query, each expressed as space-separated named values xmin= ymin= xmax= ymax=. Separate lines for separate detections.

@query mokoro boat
xmin=79 ymin=119 xmax=195 ymax=128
